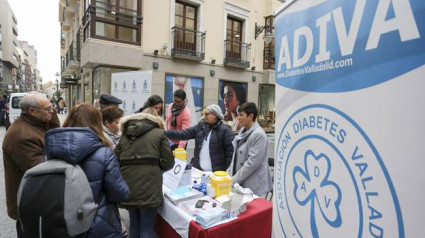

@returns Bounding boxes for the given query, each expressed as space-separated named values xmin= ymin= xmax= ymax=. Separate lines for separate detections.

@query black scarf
xmin=171 ymin=104 xmax=186 ymax=127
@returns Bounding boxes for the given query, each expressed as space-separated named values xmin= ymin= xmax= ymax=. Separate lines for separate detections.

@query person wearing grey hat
xmin=206 ymin=104 xmax=224 ymax=120
xmin=166 ymin=104 xmax=235 ymax=172
xmin=99 ymin=94 xmax=122 ymax=109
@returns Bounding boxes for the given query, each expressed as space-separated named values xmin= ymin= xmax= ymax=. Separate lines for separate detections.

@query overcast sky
xmin=8 ymin=0 xmax=60 ymax=84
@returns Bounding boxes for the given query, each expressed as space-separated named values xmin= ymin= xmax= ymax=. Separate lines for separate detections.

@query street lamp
xmin=255 ymin=23 xmax=274 ymax=44
xmin=55 ymin=72 xmax=60 ymax=98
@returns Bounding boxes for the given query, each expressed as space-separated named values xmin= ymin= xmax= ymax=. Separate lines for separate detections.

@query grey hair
xmin=19 ymin=93 xmax=47 ymax=113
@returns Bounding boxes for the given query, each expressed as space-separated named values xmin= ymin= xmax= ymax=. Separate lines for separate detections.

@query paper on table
xmin=163 ymin=157 xmax=187 ymax=190
xmin=164 ymin=187 xmax=204 ymax=205
xmin=197 ymin=216 xmax=238 ymax=229
xmin=179 ymin=196 xmax=222 ymax=216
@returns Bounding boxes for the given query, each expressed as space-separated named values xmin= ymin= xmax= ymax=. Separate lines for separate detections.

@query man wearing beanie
xmin=166 ymin=104 xmax=234 ymax=172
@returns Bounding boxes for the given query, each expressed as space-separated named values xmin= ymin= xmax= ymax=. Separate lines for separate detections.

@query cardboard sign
xmin=163 ymin=158 xmax=187 ymax=190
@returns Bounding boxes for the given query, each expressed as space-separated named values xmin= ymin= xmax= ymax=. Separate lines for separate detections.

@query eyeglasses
xmin=33 ymin=105 xmax=54 ymax=112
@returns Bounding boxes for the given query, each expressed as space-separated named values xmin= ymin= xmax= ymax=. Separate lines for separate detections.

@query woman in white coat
xmin=227 ymin=102 xmax=273 ymax=196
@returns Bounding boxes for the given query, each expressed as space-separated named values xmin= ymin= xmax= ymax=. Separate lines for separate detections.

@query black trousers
xmin=16 ymin=220 xmax=23 ymax=238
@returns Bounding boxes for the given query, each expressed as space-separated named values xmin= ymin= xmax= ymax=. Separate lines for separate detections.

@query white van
xmin=8 ymin=93 xmax=28 ymax=124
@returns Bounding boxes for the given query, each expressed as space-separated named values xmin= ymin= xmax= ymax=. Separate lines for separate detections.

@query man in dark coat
xmin=2 ymin=93 xmax=58 ymax=237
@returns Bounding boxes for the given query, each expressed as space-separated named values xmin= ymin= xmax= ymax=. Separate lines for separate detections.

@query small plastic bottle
xmin=201 ymin=173 xmax=209 ymax=184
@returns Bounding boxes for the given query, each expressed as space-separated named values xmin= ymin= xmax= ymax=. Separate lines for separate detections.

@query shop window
xmin=165 ymin=74 xmax=204 ymax=124
xmin=258 ymin=84 xmax=275 ymax=130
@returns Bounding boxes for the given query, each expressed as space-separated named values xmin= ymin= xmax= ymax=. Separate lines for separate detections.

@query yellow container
xmin=209 ymin=171 xmax=232 ymax=197
xmin=173 ymin=148 xmax=187 ymax=161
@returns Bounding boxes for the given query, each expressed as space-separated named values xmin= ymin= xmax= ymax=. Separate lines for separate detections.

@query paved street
xmin=0 ymin=125 xmax=14 ymax=238
xmin=0 ymin=113 xmax=275 ymax=237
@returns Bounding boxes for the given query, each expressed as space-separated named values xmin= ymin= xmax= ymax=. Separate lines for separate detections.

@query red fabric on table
xmin=188 ymin=198 xmax=273 ymax=238
xmin=155 ymin=214 xmax=181 ymax=238
xmin=154 ymin=198 xmax=273 ymax=238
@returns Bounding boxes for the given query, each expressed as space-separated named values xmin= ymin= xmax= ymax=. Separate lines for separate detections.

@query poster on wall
xmin=165 ymin=75 xmax=204 ymax=126
xmin=218 ymin=80 xmax=247 ymax=131
xmin=273 ymin=0 xmax=425 ymax=237
xmin=111 ymin=70 xmax=152 ymax=115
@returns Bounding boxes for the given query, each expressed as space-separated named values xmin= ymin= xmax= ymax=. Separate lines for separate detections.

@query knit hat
xmin=206 ymin=104 xmax=224 ymax=120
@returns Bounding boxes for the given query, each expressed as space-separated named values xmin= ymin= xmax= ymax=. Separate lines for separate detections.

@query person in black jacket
xmin=166 ymin=104 xmax=235 ymax=172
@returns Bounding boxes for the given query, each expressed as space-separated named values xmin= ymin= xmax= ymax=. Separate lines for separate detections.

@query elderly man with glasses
xmin=2 ymin=92 xmax=59 ymax=238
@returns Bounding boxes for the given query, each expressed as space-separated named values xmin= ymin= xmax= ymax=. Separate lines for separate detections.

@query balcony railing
xmin=263 ymin=45 xmax=275 ymax=69
xmin=61 ymin=57 xmax=65 ymax=73
xmin=65 ymin=42 xmax=74 ymax=67
xmin=76 ymin=29 xmax=81 ymax=61
xmin=63 ymin=42 xmax=79 ymax=74
xmin=171 ymin=26 xmax=205 ymax=61
xmin=224 ymin=40 xmax=251 ymax=69
xmin=83 ymin=1 xmax=142 ymax=45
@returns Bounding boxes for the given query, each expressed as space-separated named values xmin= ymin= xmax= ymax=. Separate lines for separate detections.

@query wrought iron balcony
xmin=171 ymin=26 xmax=205 ymax=61
xmin=76 ymin=29 xmax=81 ymax=61
xmin=63 ymin=42 xmax=79 ymax=74
xmin=224 ymin=40 xmax=251 ymax=69
xmin=263 ymin=45 xmax=275 ymax=69
xmin=61 ymin=57 xmax=65 ymax=73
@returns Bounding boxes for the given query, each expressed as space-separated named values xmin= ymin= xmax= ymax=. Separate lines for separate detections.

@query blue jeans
xmin=128 ymin=207 xmax=158 ymax=238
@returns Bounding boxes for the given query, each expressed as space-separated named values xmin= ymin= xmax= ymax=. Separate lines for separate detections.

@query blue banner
xmin=275 ymin=0 xmax=425 ymax=92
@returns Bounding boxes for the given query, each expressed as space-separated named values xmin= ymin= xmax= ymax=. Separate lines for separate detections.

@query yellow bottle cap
xmin=213 ymin=171 xmax=228 ymax=177
xmin=174 ymin=148 xmax=186 ymax=152
xmin=173 ymin=148 xmax=187 ymax=161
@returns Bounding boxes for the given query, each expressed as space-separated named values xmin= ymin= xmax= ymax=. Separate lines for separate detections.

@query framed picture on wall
xmin=165 ymin=75 xmax=204 ymax=126
xmin=218 ymin=80 xmax=248 ymax=131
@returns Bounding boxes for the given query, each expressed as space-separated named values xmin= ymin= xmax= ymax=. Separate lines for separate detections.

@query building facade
xmin=19 ymin=41 xmax=39 ymax=92
xmin=0 ymin=0 xmax=40 ymax=93
xmin=59 ymin=0 xmax=281 ymax=129
xmin=0 ymin=0 xmax=20 ymax=92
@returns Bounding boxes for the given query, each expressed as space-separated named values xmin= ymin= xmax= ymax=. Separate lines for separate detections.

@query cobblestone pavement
xmin=0 ymin=113 xmax=274 ymax=237
xmin=0 ymin=126 xmax=15 ymax=238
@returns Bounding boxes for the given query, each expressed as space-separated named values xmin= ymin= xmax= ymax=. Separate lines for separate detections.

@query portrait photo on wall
xmin=218 ymin=80 xmax=247 ymax=131
xmin=165 ymin=75 xmax=204 ymax=126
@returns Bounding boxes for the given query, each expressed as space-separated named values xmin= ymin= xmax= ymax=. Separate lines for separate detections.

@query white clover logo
xmin=293 ymin=150 xmax=342 ymax=237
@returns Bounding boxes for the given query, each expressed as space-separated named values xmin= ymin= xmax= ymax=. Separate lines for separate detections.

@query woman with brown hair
xmin=44 ymin=103 xmax=129 ymax=237
xmin=102 ymin=105 xmax=124 ymax=149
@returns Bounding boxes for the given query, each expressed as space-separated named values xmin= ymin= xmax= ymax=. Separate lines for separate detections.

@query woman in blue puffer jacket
xmin=44 ymin=103 xmax=129 ymax=238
